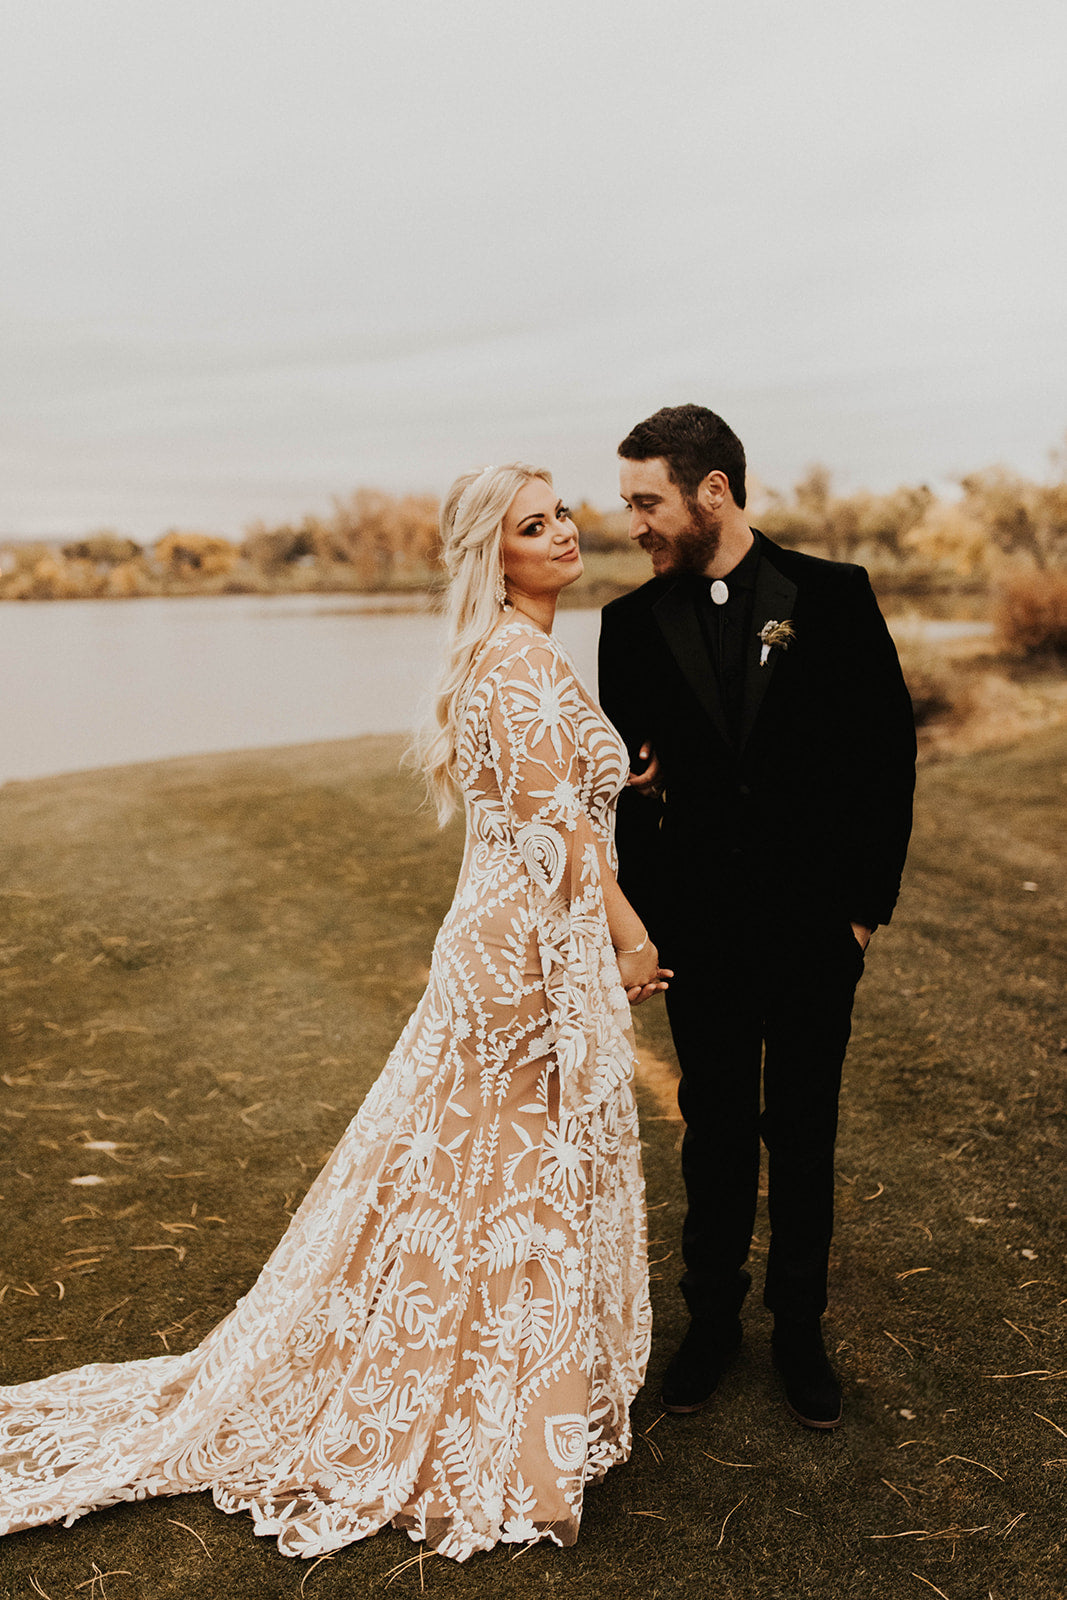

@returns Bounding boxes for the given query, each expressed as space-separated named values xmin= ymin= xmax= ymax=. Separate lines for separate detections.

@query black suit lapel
xmin=651 ymin=579 xmax=732 ymax=749
xmin=739 ymin=557 xmax=798 ymax=752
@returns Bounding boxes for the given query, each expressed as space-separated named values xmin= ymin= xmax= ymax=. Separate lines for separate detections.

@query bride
xmin=0 ymin=464 xmax=670 ymax=1563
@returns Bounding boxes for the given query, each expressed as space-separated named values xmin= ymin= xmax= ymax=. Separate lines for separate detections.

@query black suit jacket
xmin=598 ymin=536 xmax=917 ymax=945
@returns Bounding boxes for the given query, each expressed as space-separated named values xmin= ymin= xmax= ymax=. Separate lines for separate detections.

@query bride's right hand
xmin=616 ymin=943 xmax=672 ymax=1005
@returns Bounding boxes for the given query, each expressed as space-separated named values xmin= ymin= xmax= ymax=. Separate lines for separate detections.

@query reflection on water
xmin=1 ymin=595 xmax=603 ymax=784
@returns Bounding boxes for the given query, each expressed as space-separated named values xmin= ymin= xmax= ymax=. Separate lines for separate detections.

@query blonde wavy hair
xmin=411 ymin=462 xmax=552 ymax=825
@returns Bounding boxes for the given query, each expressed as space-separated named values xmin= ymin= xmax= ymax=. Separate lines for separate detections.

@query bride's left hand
xmin=624 ymin=968 xmax=672 ymax=1005
xmin=616 ymin=945 xmax=672 ymax=1005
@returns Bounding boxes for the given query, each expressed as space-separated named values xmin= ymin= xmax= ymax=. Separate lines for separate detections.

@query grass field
xmin=1 ymin=728 xmax=1064 ymax=1599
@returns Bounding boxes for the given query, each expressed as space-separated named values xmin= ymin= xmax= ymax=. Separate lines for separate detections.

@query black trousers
xmin=661 ymin=908 xmax=865 ymax=1325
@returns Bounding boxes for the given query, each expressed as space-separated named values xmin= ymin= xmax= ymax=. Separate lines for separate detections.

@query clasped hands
xmin=618 ymin=742 xmax=670 ymax=1003
xmin=616 ymin=942 xmax=672 ymax=1005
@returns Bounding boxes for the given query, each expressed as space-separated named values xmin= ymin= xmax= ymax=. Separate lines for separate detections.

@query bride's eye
xmin=558 ymin=506 xmax=572 ymax=521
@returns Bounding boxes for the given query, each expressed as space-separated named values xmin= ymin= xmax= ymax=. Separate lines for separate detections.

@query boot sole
xmin=661 ymin=1395 xmax=713 ymax=1414
xmin=785 ymin=1398 xmax=843 ymax=1430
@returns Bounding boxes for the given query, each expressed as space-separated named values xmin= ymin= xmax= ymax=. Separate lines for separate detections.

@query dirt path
xmin=1 ymin=730 xmax=1064 ymax=1599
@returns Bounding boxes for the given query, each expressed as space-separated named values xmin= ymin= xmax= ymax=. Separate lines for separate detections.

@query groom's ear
xmin=697 ymin=469 xmax=730 ymax=511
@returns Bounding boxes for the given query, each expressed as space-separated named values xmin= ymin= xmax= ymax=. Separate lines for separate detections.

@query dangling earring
xmin=495 ymin=569 xmax=508 ymax=608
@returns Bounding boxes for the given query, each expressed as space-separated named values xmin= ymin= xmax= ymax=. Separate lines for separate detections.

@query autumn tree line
xmin=0 ymin=489 xmax=440 ymax=603
xmin=754 ymin=461 xmax=1067 ymax=657
xmin=2 ymin=458 xmax=1066 ymax=653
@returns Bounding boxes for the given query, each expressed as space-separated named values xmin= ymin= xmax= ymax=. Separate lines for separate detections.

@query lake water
xmin=1 ymin=595 xmax=604 ymax=785
xmin=1 ymin=595 xmax=992 ymax=786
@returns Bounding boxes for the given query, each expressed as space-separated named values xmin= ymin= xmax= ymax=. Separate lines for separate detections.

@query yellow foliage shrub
xmin=155 ymin=531 xmax=239 ymax=577
xmin=995 ymin=571 xmax=1067 ymax=656
xmin=905 ymin=503 xmax=991 ymax=578
xmin=106 ymin=559 xmax=153 ymax=598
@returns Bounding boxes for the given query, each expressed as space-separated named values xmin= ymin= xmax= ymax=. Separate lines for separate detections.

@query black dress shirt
xmin=691 ymin=533 xmax=763 ymax=747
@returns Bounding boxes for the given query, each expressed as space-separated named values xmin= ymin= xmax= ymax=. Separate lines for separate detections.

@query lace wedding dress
xmin=0 ymin=616 xmax=651 ymax=1562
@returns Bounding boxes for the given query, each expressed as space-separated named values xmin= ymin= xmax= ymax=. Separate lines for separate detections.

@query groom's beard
xmin=641 ymin=500 xmax=722 ymax=575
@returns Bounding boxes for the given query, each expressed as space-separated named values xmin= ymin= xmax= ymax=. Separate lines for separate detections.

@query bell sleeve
xmin=485 ymin=637 xmax=635 ymax=1118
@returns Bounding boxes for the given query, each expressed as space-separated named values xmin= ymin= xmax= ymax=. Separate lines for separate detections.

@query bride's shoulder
xmin=474 ymin=614 xmax=569 ymax=684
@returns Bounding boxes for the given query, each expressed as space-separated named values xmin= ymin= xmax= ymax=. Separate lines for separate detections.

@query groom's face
xmin=619 ymin=456 xmax=722 ymax=577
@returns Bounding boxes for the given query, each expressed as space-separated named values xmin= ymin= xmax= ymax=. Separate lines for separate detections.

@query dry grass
xmin=895 ymin=636 xmax=1067 ymax=761
xmin=1 ymin=728 xmax=1064 ymax=1598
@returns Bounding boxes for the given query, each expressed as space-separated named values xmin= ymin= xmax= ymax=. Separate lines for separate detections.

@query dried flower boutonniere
xmin=758 ymin=618 xmax=795 ymax=667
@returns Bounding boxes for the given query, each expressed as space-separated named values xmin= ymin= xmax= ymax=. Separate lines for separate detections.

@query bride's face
xmin=500 ymin=479 xmax=582 ymax=600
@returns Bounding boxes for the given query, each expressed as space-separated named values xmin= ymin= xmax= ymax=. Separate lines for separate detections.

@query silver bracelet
xmin=614 ymin=935 xmax=648 ymax=957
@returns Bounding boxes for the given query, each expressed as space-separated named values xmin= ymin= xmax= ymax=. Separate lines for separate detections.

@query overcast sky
xmin=2 ymin=0 xmax=1065 ymax=539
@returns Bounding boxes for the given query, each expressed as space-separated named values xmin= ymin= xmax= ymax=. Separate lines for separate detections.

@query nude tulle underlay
xmin=0 ymin=618 xmax=651 ymax=1562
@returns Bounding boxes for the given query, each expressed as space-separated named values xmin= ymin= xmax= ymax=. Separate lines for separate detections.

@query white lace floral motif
xmin=0 ymin=617 xmax=651 ymax=1563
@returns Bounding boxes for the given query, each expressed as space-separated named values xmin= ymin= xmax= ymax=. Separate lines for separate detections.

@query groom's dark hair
xmin=618 ymin=403 xmax=747 ymax=510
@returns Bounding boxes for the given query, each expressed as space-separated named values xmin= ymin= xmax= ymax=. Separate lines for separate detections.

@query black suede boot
xmin=771 ymin=1318 xmax=842 ymax=1429
xmin=661 ymin=1317 xmax=743 ymax=1414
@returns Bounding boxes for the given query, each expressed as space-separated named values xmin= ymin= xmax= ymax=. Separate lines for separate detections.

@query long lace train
xmin=0 ymin=617 xmax=651 ymax=1561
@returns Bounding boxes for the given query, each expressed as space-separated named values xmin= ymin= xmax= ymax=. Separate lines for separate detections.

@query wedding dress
xmin=0 ymin=615 xmax=651 ymax=1562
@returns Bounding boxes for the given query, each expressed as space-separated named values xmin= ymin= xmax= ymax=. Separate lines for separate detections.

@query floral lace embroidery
xmin=0 ymin=617 xmax=651 ymax=1563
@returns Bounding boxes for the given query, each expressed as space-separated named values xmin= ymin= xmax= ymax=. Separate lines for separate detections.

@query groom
xmin=598 ymin=404 xmax=916 ymax=1428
